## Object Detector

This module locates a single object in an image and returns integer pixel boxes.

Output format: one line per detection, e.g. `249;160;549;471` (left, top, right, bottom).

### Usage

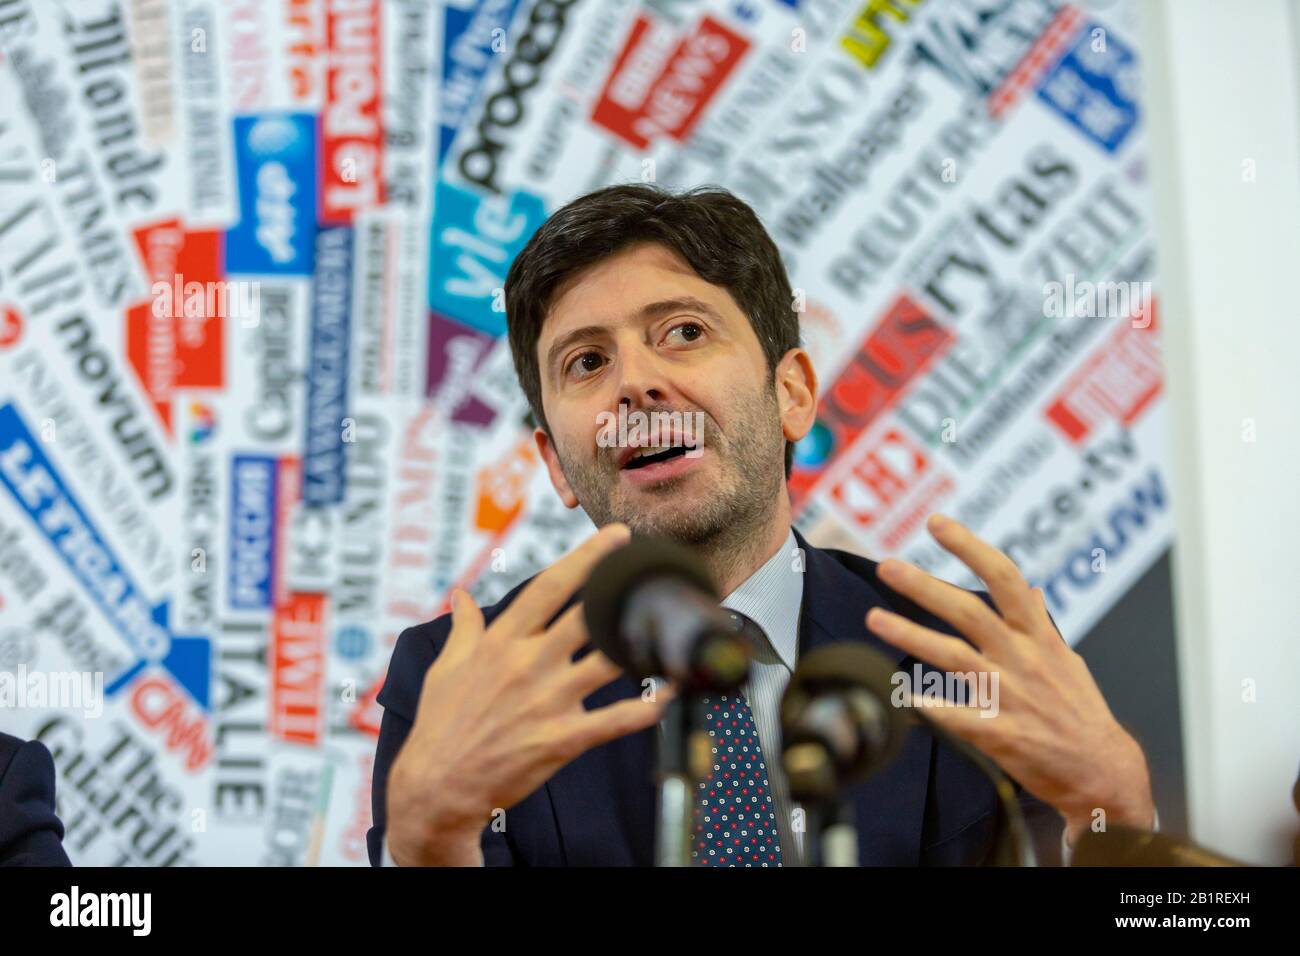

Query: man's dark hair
504;183;801;478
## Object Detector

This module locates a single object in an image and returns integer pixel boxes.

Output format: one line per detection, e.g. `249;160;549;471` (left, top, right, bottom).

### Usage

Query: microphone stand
654;695;710;866
799;797;858;867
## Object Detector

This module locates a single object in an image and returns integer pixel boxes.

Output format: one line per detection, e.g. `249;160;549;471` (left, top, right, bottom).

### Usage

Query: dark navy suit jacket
0;732;72;866
369;529;1066;866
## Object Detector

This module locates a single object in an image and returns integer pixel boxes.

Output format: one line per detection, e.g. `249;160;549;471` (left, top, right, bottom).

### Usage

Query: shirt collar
719;527;801;671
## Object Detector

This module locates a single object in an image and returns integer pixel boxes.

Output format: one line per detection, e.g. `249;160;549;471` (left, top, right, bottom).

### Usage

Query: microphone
1072;826;1247;866
583;534;751;692
582;532;754;866
780;643;908;803
780;643;908;866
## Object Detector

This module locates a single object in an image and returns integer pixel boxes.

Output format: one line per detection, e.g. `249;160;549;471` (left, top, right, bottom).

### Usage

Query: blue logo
429;179;547;337
1037;24;1139;154
226;113;318;275
229;455;278;611
439;0;526;166
303;227;353;506
794;420;834;469
0;403;211;707
334;625;371;661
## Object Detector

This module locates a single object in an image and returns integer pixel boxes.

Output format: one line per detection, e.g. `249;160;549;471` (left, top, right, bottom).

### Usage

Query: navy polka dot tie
692;611;783;867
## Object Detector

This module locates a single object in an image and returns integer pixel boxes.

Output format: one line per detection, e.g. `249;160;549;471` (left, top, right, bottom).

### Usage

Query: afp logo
226;114;319;276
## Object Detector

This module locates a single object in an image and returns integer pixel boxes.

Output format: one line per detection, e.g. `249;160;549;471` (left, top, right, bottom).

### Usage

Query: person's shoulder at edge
0;731;73;866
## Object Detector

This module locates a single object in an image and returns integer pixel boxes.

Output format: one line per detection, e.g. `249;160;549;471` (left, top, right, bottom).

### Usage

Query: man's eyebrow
544;297;724;379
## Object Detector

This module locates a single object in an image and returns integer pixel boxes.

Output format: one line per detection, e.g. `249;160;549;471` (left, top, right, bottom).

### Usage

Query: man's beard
552;382;787;548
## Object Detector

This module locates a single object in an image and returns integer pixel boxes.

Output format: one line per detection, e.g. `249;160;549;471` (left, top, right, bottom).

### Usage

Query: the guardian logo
50;886;151;936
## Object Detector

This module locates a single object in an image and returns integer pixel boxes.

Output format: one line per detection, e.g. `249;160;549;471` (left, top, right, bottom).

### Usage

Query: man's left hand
865;513;1156;845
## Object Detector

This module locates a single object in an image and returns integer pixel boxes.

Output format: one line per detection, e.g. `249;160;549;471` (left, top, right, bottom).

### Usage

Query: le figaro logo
50;886;151;936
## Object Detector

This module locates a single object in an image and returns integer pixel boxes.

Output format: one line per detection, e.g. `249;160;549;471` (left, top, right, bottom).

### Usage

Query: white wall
1140;0;1300;864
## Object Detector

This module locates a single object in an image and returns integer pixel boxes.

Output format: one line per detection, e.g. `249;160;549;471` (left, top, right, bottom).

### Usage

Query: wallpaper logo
0;404;210;708
428;179;546;337
226;113;319;275
188;402;218;445
592;13;750;150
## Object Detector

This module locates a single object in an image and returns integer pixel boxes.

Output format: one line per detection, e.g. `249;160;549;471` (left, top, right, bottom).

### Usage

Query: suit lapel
794;528;933;865
545;669;658;865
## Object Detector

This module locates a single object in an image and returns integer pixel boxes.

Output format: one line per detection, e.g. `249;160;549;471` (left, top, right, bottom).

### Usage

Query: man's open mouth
620;443;695;470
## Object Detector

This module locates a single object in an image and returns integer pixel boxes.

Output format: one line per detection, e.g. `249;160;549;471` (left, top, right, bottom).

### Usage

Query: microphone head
781;643;908;802
583;533;748;688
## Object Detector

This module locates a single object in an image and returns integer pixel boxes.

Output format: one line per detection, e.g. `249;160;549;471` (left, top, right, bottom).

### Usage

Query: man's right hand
385;523;674;866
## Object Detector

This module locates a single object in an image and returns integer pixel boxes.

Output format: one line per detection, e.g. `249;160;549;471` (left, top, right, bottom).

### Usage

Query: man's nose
614;341;674;410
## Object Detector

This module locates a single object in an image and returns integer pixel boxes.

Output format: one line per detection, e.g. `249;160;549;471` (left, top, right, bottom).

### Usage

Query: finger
563;689;676;754
540;602;591;659
442;588;484;663
415;589;482;717
496;523;631;638
1032;587;1064;642
924;514;1041;635
906;693;1003;745
555;648;624;700
866;607;987;673
875;558;1011;655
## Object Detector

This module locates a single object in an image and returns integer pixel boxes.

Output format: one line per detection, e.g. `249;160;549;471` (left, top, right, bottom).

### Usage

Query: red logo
130;674;214;771
1046;300;1161;443
125;221;226;434
593;14;750;149
791;293;953;506
320;0;384;223
0;305;24;349
272;591;327;746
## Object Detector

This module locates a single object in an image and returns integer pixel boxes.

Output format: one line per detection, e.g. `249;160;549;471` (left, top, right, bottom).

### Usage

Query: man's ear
534;427;580;508
775;347;818;444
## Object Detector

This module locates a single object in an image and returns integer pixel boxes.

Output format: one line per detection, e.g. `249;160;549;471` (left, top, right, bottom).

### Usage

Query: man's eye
567;352;605;378
665;322;704;344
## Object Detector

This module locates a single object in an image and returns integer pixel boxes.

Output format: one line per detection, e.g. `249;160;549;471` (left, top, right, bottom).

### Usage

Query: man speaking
369;184;1156;866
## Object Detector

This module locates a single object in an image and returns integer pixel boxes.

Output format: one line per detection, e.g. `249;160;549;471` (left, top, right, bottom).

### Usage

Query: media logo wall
0;0;1170;865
